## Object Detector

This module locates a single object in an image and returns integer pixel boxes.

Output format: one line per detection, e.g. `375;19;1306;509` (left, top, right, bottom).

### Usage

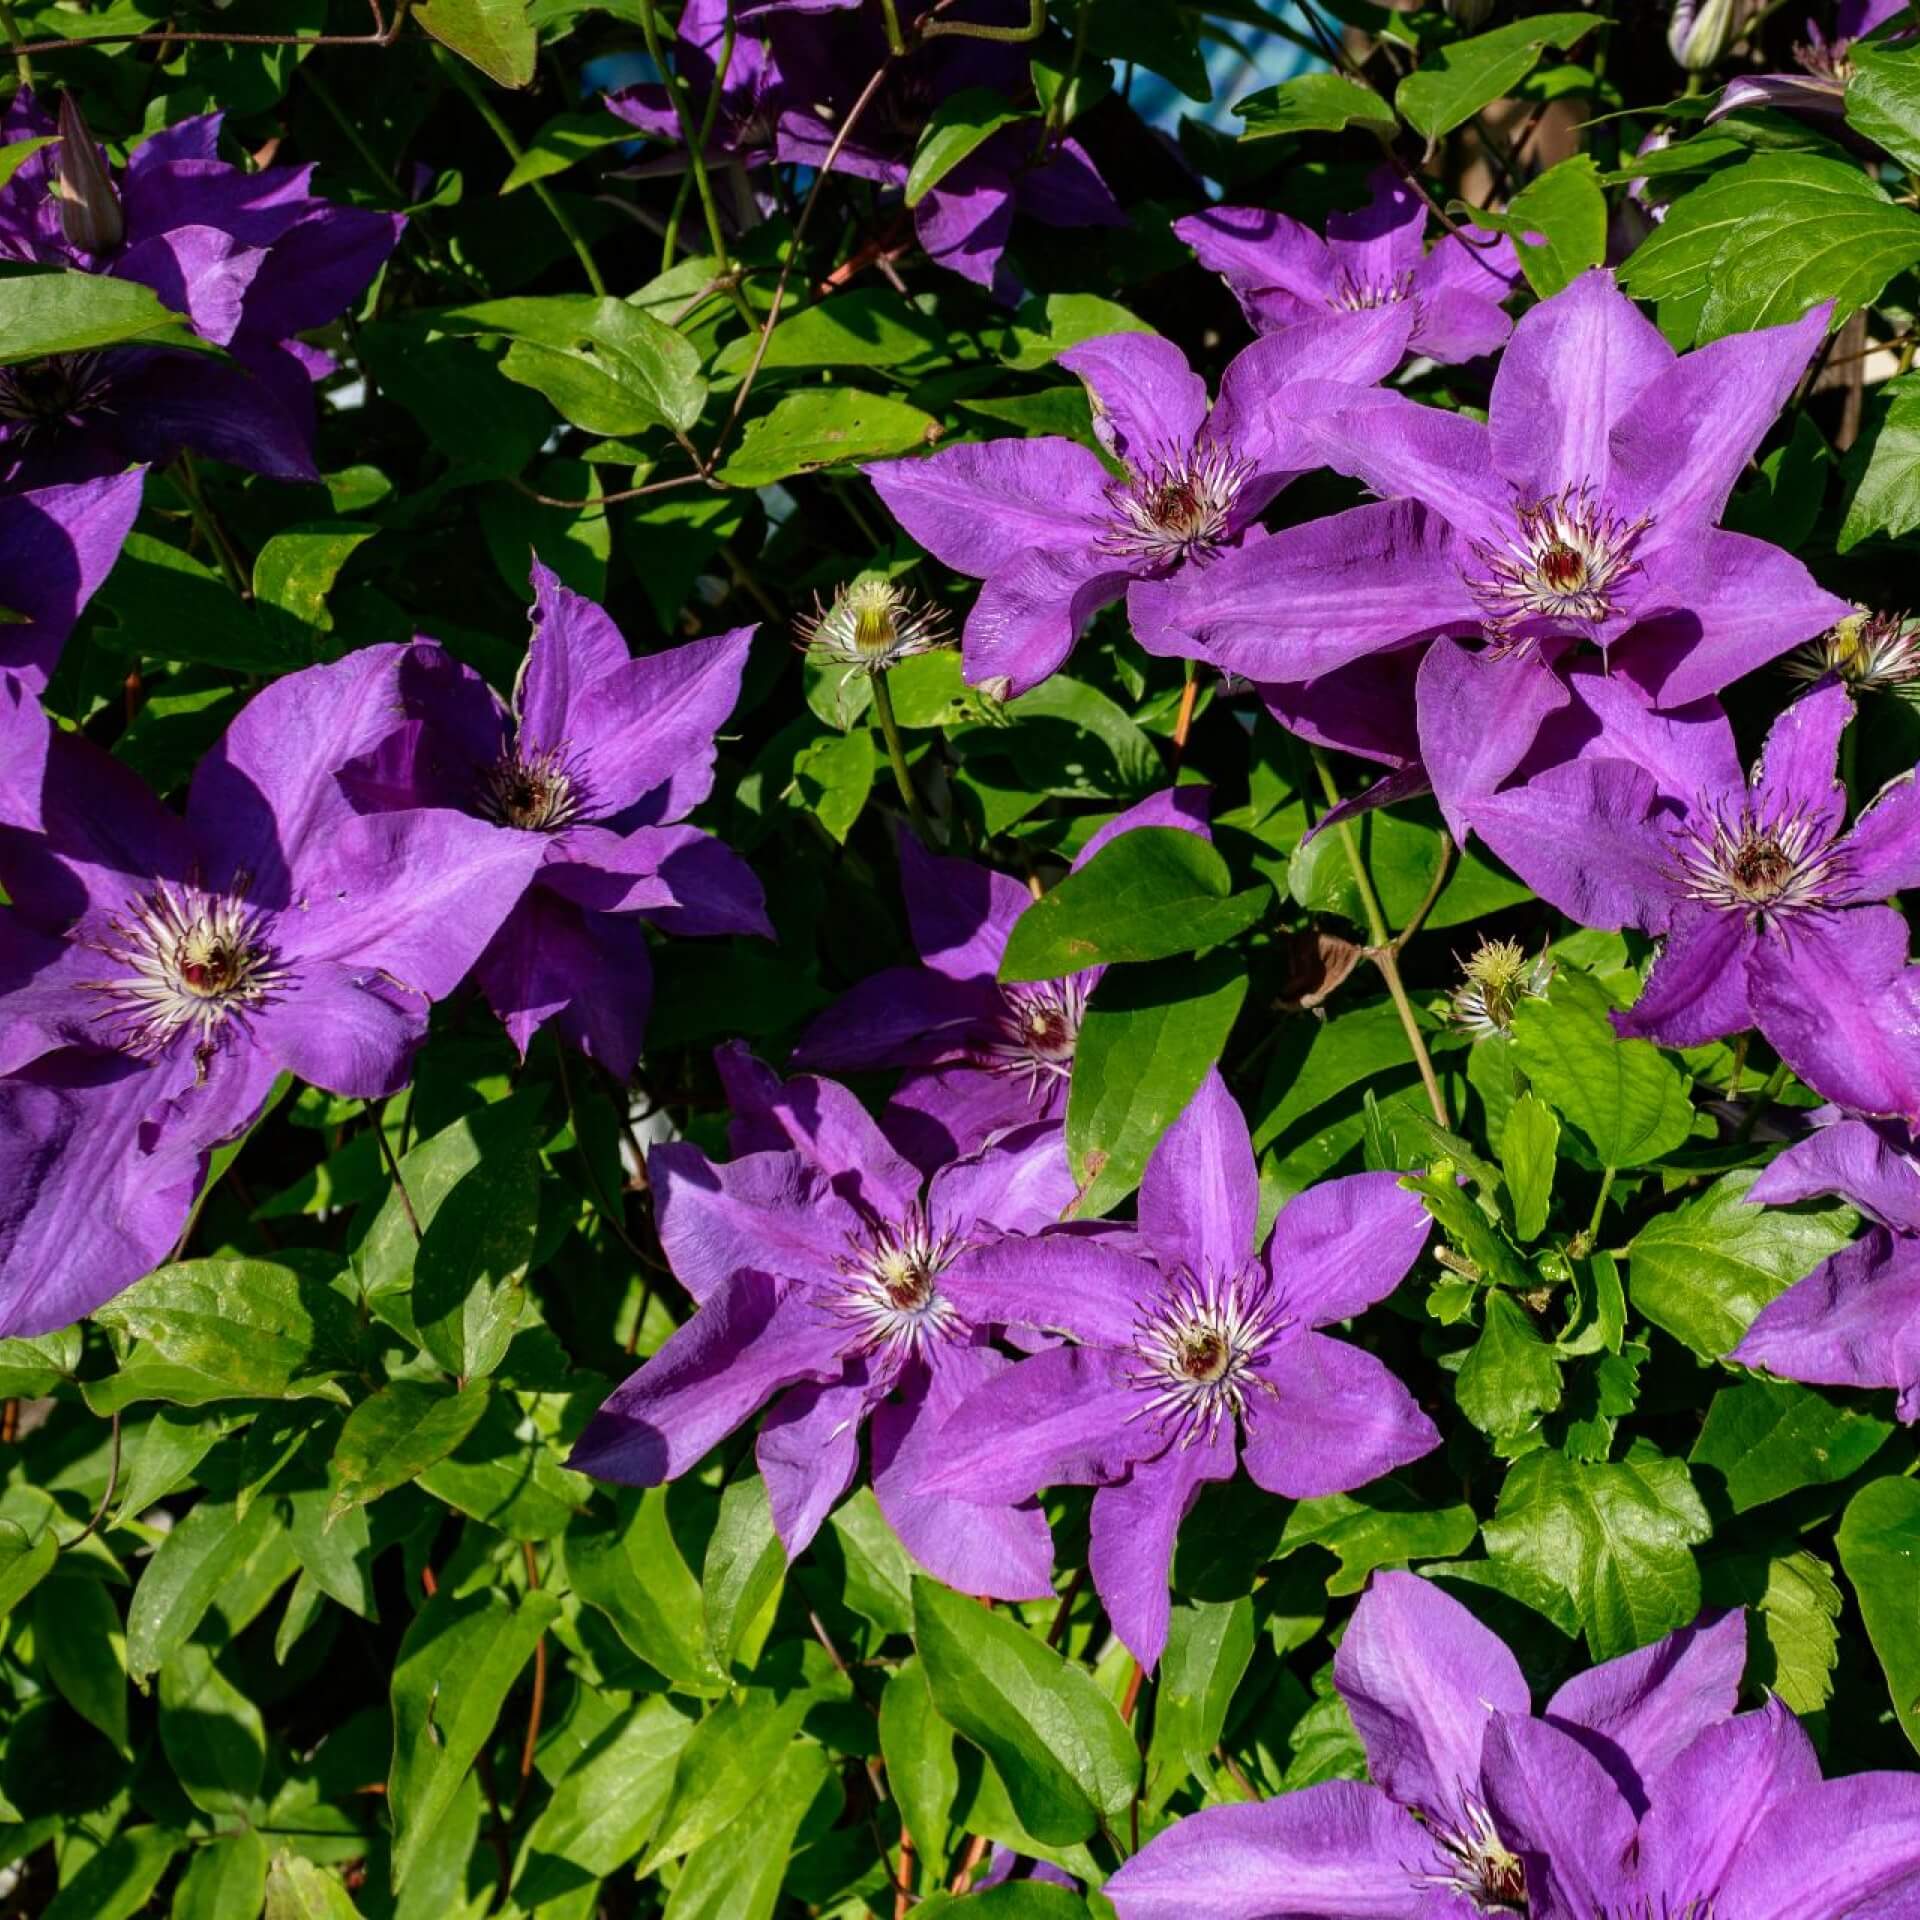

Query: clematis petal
1267;1171;1433;1328
1308;392;1508;532
900;828;1032;981
883;1062;1064;1175
1714;1770;1920;1920
1478;1713;1640;1920
1335;1570;1529;1822
1173;204;1339;317
1834;766;1920;904
1751;680;1853;842
1416;636;1574;842
1074;785;1212;867
914;166;1016;297
1487;268;1674;502
1059;332;1209;467
1410;285;1516;364
1325;169;1428;282
1613;903;1757;1049
942;1233;1153;1347
112;223;265;347
1530;661;1745;806
1748;1116;1920;1232
1138;1069;1258;1279
1242;1332;1439;1498
963;544;1137;696
649;1139;852;1302
926;1123;1074;1241
252;956;428;1101
791;967;999;1074
0;470;145;692
757;1368;877;1559
1258;647;1427;771
1089;1422;1237;1671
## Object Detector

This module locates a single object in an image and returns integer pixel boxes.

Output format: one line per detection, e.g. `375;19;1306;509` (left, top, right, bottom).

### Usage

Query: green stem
638;0;756;326
871;672;936;846
876;0;911;55
920;0;1045;41
0;0;31;87
438;48;607;297
1587;1164;1617;1241
170;456;249;598
1735;1059;1792;1143
1310;747;1449;1128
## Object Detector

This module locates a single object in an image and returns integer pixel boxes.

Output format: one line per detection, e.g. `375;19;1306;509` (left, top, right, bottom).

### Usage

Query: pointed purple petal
1308;393;1507;532
1258;648;1425;771
883;1062;1061;1173
1751;681;1853;841
1532;662;1744;805
112;224;265;347
1335;1570;1529;1822
865;438;1109;577
1410;287;1516;365
253;958;427;1100
913;170;1015;295
1416;637;1573;842
758;1369;876;1558
900;831;1030;980
1268;1171;1433;1328
1835;765;1920;904
517;557;632;740
649;1139;852;1302
791;968;998;1073
1242;1332;1440;1497
1748;1117;1920;1232
1715;1771;1920;1920
1478;1713;1639;1920
927;1125;1074;1239
964;544;1135;697
1059;332;1208;468
1613;904;1757;1048
1073;785;1211;869
941;1233;1151;1347
1173;204;1337;314
1327;169;1428;280
1139;1069;1258;1279
0;470;144;692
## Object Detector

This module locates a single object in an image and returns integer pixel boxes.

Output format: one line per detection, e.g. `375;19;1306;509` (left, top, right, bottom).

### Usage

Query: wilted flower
797;576;949;676
1449;936;1554;1036
1108;1572;1920;1920
1788;606;1920;694
913;1072;1435;1668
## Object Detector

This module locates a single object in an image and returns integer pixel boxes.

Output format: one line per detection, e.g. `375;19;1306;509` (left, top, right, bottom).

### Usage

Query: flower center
1795;27;1853;79
1450;937;1554;1038
478;745;584;832
1330;267;1416;312
1789;607;1920;693
832;1210;968;1364
986;978;1087;1091
797;577;949;672
1466;484;1650;643
1674;802;1842;923
0;352;115;435
1099;442;1253;566
1127;1264;1287;1447
1416;1801;1528;1914
87;882;283;1060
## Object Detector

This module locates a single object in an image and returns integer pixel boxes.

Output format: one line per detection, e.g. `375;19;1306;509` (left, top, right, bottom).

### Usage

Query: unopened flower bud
1668;0;1739;72
1443;0;1498;30
55;93;125;255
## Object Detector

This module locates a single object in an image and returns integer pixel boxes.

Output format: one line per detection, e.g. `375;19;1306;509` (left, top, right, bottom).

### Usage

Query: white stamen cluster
1467;484;1650;641
985;977;1087;1093
0;352;115;435
479;744;586;832
1098;441;1253;566
831;1210;968;1364
1330;267;1417;312
1673;801;1844;923
796;577;950;675
1127;1263;1288;1447
1787;607;1920;696
1413;1799;1527;1913
88;881;283;1059
1450;937;1554;1038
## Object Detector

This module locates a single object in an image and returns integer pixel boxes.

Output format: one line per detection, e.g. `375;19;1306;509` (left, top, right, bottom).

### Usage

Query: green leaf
127;1496;286;1683
661;1740;835;1920
1467;154;1607;297
513;1695;696;1906
0;1519;58;1621
172;1832;269;1920
913;1575;1140;1845
1702;1547;1841;1715
415;1392;589;1540
328;1380;491;1526
1396;13;1598;142
1511;971;1694;1168
719;389;940;487
412;1146;539;1379
252;522;378;643
1143;1597;1254;1813
42;1827;182;1920
0;137;56;190
1629;1168;1857;1358
0;268;216;365
1236;71;1397;138
389;1587;561;1888
1085;0;1212;100
264;1850;363;1918
90;1253;360;1410
34;1578;130;1756
702;1474;786;1673
906;89;1028;206
790;728;875;843
1726;411;1831;550
89;531;291;677
712;290;950;375
639;1686;813;1869
880;1657;959;1877
501;108;636;192
1456;1293;1564;1441
159;1640;266;1816
1691;1377;1893;1511
417;0;537;86
1836;1475;1920;1754
564;1488;726;1692
1066;949;1248;1219
1278;1475;1480;1595
1618;152;1920;344
1499;1093;1559;1243
1000;829;1271;981
0;1326;80;1398
1839;373;1920;552
1846;39;1920;172
826;1487;917;1636
1483;1445;1712;1660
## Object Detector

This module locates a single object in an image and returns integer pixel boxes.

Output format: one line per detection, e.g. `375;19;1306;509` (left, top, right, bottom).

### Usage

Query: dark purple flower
866;318;1412;697
568;1045;1076;1599
1709;0;1906;120
0;93;404;487
0;653;544;1334
766;0;1124;299
1107;1571;1920;1920
338;562;769;1081
913;1072;1436;1668
792;786;1210;1170
1474;676;1920;1119
605;0;782;172
0;469;142;690
1133;270;1850;831
1175;167;1522;366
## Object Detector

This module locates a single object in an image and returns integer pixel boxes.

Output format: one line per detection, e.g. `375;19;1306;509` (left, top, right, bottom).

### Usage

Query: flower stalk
871;670;936;847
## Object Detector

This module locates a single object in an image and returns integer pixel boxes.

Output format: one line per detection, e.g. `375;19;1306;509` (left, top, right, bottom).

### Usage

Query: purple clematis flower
605;0;782;175
0;93;403;488
0;654;545;1335
1473;676;1920;1120
866;317;1413;697
568;1045;1074;1599
913;1071;1436;1668
765;0;1123;298
1710;0;1906;121
0;469;142;689
1108;1570;1920;1920
792;786;1209;1170
338;562;769;1081
1132;270;1851;832
1175;167;1522;366
1733;1107;1920;1420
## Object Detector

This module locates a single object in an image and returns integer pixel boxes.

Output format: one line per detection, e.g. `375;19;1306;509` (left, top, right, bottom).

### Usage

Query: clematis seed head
1450;937;1553;1037
797;576;950;675
1787;607;1920;696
